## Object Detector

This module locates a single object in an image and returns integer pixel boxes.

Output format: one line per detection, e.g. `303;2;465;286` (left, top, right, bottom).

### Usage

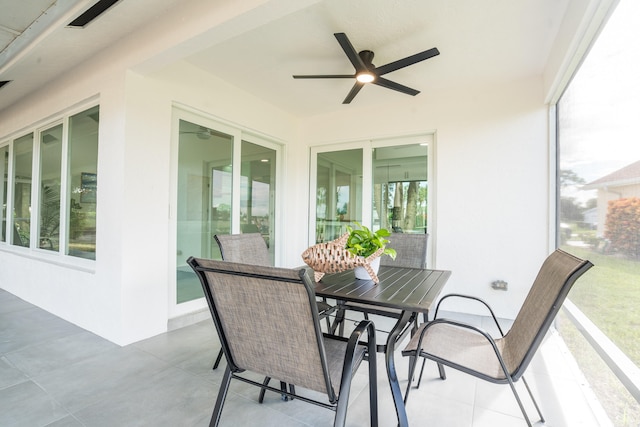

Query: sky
559;0;640;194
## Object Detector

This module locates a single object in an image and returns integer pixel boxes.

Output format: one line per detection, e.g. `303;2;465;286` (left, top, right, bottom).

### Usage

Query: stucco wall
0;0;604;342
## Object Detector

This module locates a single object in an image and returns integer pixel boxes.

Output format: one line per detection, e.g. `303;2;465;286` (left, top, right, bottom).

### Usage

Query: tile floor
0;288;609;427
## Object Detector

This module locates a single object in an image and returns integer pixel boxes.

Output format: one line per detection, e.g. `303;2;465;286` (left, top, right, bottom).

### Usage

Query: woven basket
301;233;384;283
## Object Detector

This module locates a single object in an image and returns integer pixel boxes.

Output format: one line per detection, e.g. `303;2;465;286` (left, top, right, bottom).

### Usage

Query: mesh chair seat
403;322;509;379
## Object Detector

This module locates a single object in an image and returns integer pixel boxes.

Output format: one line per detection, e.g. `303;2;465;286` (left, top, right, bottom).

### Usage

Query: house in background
583;159;640;237
0;0;618;345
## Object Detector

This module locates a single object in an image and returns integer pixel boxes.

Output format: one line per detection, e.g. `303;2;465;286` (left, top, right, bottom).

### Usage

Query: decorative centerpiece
301;222;396;283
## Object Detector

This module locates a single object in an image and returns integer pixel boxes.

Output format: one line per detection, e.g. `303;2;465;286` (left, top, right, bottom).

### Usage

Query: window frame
309;133;436;266
0;102;99;270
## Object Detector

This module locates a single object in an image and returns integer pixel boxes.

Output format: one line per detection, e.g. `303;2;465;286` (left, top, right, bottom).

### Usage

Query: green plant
345;222;397;259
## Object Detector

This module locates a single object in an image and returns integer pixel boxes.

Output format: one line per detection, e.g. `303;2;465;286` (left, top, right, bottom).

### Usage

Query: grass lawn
560;246;640;364
558;245;640;426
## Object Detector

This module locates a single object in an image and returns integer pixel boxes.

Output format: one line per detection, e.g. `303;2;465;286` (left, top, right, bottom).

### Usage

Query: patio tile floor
0;289;608;426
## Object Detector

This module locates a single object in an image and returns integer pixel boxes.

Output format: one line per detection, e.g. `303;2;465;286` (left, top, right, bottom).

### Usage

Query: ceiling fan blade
375;47;440;76
374;77;420;96
293;74;354;79
343;81;365;104
334;33;367;72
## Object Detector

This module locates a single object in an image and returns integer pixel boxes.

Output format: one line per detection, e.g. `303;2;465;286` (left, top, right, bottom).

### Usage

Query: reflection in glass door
241;140;276;262
315;149;363;243
373;144;428;233
176;120;232;304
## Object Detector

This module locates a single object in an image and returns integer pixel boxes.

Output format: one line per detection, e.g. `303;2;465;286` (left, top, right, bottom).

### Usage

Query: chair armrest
406;318;511;380
434;293;505;337
336;319;376;402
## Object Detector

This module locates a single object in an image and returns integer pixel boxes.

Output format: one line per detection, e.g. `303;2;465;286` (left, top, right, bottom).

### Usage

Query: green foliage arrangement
345;222;397;259
605;197;640;259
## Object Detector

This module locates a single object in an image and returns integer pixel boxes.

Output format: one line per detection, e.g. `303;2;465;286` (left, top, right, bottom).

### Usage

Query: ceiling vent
0;81;11;90
67;0;122;28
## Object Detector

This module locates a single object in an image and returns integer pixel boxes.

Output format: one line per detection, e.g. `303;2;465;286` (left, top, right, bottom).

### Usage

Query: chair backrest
214;233;271;266
504;249;593;380
187;257;336;399
380;232;429;269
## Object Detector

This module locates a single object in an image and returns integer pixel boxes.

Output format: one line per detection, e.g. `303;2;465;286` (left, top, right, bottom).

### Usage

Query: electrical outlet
491;280;508;291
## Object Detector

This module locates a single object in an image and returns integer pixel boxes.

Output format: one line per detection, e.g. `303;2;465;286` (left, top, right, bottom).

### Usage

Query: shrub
604;197;640;258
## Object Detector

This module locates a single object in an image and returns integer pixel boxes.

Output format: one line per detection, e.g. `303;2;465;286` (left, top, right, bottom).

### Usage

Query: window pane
373;144;428;233
557;0;640;423
68;106;99;259
13;133;33;247
39;124;63;251
176;120;233;303
241;140;275;262
1;145;8;243
315;149;362;242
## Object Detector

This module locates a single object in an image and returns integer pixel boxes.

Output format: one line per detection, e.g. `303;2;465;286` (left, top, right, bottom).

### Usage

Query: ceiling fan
180;126;213;140
293;33;439;104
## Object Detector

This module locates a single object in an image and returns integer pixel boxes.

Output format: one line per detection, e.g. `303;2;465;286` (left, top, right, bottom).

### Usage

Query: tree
404;181;418;230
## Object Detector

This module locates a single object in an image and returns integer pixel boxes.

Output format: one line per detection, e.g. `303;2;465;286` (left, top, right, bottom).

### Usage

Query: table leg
386;310;413;427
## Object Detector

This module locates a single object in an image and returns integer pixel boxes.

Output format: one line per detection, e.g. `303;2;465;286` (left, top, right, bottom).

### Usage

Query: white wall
0;0;606;341
297;77;550;319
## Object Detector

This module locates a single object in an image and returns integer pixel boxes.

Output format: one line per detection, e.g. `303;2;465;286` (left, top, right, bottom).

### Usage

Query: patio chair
213;234;335;364
401;249;593;427
187;257;378;427
331;233;429;336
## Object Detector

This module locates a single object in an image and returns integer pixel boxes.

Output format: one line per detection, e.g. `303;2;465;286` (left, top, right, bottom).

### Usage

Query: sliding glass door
173;112;279;310
310;135;433;255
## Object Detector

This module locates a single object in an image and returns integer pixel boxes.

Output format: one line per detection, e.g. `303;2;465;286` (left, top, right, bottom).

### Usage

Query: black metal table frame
313;266;451;427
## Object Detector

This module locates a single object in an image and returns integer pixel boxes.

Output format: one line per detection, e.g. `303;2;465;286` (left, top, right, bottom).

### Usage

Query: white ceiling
0;0;570;118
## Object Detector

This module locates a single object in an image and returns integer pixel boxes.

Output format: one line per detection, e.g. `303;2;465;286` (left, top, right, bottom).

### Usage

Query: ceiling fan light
356;72;375;83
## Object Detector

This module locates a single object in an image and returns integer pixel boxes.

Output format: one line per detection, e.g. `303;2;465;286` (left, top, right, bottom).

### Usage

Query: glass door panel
315;149;363;243
373;144;428;233
176;120;233;304
240;140;276;263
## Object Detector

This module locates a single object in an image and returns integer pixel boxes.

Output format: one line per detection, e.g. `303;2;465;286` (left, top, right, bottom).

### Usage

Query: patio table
314;265;451;427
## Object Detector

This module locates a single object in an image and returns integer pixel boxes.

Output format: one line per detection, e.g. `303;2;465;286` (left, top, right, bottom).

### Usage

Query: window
311;136;433;257
1;145;8;242
67;106;99;259
1;105;99;260
12;133;33;247
556;0;640;423
38;124;63;251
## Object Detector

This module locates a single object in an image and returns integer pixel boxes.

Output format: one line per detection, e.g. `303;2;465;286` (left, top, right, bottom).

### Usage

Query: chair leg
368;346;378;427
437;362;446;380
212;348;224;370
403;352;421;405
522;376;545;423
280;381;289;401
331;305;346;336
505;375;534;427
258;377;270;403
288;384;295;401
210;365;232;427
325;314;332;331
